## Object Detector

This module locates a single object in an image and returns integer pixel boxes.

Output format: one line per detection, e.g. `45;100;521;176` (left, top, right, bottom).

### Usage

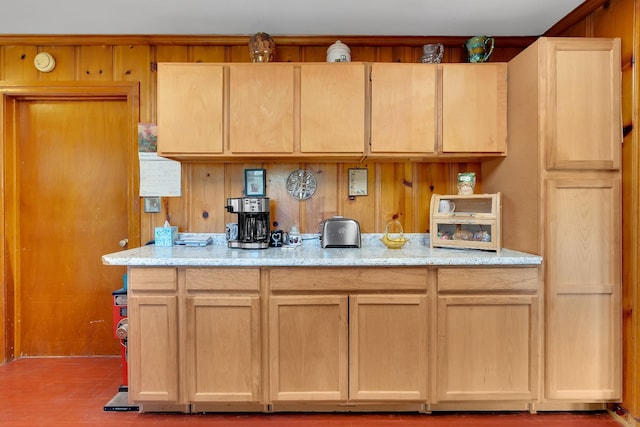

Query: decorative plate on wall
286;169;317;200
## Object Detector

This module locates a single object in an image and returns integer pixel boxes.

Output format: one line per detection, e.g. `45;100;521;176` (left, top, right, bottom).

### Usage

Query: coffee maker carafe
225;197;270;249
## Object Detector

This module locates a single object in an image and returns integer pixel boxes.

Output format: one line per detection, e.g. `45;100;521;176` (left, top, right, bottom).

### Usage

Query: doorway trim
0;81;141;363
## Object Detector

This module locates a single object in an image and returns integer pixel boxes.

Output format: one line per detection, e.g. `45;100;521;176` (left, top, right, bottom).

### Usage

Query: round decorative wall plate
286;169;317;200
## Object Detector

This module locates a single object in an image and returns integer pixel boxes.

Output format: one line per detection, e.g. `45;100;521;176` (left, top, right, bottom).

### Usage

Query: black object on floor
103;391;139;412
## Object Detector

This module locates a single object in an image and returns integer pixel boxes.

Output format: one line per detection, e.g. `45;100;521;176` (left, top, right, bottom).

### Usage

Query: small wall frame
348;168;368;197
245;169;266;197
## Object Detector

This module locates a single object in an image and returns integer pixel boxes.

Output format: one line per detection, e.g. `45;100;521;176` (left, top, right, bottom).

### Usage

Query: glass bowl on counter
380;219;409;249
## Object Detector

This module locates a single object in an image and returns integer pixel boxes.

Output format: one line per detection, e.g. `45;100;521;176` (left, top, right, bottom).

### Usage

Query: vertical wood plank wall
546;0;639;423
0;36;529;243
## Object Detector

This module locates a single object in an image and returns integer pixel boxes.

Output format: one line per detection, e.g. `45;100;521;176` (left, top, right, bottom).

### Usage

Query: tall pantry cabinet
482;37;622;406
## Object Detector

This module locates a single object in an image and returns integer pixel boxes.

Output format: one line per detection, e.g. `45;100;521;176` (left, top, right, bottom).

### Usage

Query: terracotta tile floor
0;357;628;427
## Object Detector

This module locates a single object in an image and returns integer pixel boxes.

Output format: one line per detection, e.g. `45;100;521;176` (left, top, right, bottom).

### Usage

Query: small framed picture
348;168;368;197
245;169;266;197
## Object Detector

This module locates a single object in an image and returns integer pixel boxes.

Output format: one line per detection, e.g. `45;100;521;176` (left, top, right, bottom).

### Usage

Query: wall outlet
143;197;161;213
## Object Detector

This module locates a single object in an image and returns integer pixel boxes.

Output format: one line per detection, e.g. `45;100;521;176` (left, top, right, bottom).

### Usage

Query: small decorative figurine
248;32;276;63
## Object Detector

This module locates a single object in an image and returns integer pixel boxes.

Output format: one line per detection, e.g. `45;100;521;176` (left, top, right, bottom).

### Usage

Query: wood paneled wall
0;35;529;241
546;0;639;423
2;4;633;412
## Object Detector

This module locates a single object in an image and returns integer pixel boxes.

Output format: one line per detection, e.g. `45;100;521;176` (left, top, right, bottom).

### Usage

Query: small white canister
327;40;351;62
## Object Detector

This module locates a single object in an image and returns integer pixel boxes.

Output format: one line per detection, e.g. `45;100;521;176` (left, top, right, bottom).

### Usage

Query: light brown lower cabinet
186;294;261;403
127;267;186;412
544;178;621;402
127;267;263;413
126;265;553;413
349;294;428;401
184;268;263;408
436;295;538;401
268;267;429;407
482;38;622;406
128;294;180;402
269;293;428;403
269;295;349;402
435;267;539;405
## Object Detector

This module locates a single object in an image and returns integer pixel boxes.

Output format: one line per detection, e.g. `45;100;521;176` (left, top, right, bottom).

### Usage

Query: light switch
143;197;161;213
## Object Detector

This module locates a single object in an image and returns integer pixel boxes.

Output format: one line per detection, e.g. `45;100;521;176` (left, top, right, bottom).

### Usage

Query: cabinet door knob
119;238;129;248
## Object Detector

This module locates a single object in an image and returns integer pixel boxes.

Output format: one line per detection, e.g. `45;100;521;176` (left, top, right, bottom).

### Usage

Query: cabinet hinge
150;61;157;72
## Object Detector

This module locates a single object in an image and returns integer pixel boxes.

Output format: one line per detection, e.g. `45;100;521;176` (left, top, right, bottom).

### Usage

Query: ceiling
2;0;585;37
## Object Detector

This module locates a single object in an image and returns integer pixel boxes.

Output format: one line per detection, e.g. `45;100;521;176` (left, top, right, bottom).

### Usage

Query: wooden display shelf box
430;193;501;252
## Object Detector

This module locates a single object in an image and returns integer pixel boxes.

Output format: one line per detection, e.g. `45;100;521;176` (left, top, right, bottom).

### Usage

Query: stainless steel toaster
320;217;361;248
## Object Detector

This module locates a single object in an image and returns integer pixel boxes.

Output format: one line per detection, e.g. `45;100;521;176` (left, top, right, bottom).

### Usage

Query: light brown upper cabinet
157;63;224;156
369;63;437;157
440;63;507;154
300;63;367;155
542;38;621;170
157;62;366;159
156;62;507;159
228;64;295;154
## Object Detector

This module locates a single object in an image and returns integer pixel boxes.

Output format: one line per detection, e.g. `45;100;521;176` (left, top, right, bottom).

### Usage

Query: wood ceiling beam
0;34;537;48
544;0;610;36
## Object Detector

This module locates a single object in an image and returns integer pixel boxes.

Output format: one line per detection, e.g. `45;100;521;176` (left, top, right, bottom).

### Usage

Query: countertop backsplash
176;232;430;248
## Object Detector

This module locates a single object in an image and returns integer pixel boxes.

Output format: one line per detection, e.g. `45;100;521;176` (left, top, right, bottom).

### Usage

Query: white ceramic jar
326;40;351;62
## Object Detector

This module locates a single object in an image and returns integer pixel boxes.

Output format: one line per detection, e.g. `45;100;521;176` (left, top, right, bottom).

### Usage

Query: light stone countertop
102;233;542;267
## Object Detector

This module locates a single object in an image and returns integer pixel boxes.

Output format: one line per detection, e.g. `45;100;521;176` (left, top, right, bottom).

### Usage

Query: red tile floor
0;357;629;427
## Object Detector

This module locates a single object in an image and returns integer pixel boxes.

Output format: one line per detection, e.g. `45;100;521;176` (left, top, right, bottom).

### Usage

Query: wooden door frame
0;82;141;363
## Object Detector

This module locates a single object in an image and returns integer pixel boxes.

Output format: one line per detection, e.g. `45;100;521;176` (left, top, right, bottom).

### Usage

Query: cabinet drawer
270;267;428;292
437;267;538;293
128;267;177;291
186;268;260;291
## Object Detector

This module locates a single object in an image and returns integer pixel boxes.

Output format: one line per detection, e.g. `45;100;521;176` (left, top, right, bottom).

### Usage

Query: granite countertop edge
102;233;542;267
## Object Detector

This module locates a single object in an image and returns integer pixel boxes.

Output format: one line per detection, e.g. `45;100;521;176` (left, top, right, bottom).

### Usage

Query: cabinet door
545;177;621;400
441;63;507;154
543;38;621;170
370;63;437;155
269;295;348;401
349;295;427;401
157;63;224;154
186;295;261;403
229;64;295;153
436;294;538;402
128;295;179;402
300;63;366;154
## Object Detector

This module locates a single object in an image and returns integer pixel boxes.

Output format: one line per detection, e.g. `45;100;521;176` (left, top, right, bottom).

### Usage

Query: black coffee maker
225;197;270;249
